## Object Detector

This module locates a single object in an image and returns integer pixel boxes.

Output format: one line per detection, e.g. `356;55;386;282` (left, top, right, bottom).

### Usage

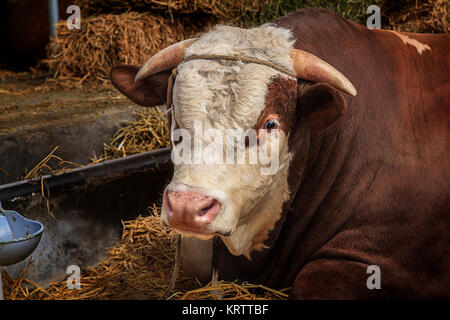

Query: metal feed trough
0;147;172;293
0;202;44;299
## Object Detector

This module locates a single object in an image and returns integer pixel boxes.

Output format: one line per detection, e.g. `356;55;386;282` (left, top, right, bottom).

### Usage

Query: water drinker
0;201;44;299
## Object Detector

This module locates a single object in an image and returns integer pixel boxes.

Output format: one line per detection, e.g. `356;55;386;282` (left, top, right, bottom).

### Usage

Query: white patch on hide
387;30;431;55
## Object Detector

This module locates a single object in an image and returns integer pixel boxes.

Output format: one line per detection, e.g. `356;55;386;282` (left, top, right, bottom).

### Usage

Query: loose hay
92;107;170;162
74;0;262;21
23;146;83;180
22;107;169;175
0;69;29;81
43;12;213;84
2;207;289;300
385;0;449;33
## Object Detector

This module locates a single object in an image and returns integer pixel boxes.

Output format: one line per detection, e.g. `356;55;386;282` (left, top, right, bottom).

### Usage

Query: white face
160;59;294;257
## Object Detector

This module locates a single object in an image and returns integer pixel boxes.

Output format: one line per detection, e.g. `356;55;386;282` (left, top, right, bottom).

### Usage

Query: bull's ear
298;83;347;133
110;65;171;107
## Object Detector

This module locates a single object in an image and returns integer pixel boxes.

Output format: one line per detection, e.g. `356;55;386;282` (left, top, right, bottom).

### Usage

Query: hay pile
44;12;211;84
42;0;266;85
2;206;289;300
74;0;262;20
92;107;170;163
385;0;449;33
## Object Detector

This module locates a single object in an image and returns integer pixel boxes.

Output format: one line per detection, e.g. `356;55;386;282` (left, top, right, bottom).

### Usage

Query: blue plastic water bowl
0;202;44;266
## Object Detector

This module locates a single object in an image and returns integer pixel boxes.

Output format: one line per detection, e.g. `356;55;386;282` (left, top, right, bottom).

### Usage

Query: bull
111;8;450;299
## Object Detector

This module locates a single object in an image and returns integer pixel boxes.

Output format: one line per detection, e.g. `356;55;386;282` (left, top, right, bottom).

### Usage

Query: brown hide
213;8;450;299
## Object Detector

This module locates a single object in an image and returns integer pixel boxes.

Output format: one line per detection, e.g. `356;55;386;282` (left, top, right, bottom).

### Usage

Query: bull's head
110;25;356;258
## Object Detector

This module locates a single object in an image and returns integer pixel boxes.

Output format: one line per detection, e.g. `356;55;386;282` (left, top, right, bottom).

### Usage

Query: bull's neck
266;91;387;287
213;112;377;286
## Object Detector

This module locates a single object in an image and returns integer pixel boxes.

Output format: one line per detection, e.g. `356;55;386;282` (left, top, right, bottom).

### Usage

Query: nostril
197;199;219;217
198;199;216;216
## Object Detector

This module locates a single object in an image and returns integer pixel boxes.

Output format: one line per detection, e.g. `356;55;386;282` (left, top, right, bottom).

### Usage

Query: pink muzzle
163;190;221;234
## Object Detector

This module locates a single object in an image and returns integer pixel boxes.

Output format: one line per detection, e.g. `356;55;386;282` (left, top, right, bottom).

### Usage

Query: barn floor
0;71;142;184
0;71;129;135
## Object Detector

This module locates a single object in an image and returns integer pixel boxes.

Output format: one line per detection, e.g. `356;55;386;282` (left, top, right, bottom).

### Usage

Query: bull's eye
263;119;280;132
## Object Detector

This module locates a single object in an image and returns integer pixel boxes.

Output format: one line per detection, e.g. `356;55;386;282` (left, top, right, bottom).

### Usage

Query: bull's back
277;8;449;176
276;9;450;297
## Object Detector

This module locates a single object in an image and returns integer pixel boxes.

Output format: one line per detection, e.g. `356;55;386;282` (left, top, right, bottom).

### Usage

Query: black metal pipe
0;148;172;201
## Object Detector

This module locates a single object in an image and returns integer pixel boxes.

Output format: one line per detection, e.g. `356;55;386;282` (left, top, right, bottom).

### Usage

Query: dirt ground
0;71;129;135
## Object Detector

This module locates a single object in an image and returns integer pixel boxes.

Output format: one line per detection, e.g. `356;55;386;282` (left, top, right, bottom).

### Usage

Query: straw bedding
1;206;289;300
43;12;213;84
386;0;449;33
92;107;170;163
74;0;262;20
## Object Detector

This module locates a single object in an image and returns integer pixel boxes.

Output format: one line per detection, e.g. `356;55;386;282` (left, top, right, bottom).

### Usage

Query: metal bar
0;148;172;201
47;0;59;39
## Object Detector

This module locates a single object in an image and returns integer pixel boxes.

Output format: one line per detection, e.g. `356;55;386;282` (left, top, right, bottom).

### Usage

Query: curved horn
135;38;197;82
290;49;357;96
